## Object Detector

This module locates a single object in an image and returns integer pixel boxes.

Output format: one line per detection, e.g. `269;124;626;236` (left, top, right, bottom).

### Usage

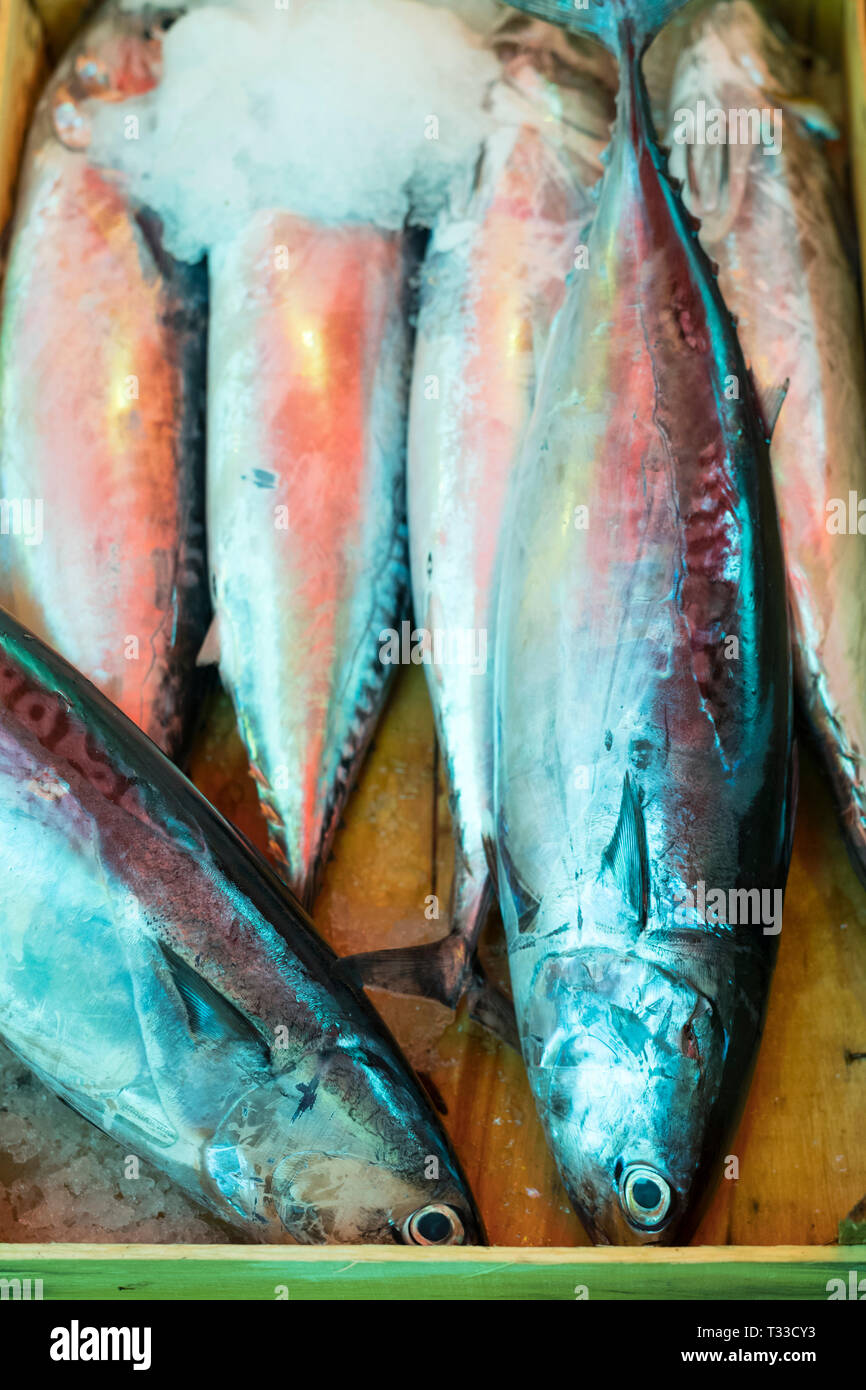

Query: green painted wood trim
1;1247;864;1301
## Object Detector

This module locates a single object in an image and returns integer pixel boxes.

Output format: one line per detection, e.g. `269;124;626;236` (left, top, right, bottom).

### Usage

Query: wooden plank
0;0;44;238
30;0;83;58
846;0;866;286
1;1244;864;1300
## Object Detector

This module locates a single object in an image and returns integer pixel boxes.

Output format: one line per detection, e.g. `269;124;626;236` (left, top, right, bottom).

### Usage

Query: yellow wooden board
0;0;865;1253
0;0;44;236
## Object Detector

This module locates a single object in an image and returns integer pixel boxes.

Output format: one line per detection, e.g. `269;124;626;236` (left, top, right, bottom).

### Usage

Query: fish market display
494;0;795;1243
2;0;865;1257
0;6;208;759
656;0;866;889
348;19;615;1028
0;607;482;1244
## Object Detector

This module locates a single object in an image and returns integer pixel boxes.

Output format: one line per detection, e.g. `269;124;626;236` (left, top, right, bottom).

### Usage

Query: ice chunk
88;0;511;262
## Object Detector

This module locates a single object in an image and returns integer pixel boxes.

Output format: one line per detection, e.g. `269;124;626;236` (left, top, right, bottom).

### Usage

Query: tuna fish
205;214;411;906
0;4;209;759
345;22;615;1037
655;0;866;888
0;606;482;1245
494;0;795;1243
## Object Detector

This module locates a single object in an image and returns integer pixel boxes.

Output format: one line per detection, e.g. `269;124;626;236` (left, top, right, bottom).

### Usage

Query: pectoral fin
196;615;221;667
600;771;650;929
161;943;269;1059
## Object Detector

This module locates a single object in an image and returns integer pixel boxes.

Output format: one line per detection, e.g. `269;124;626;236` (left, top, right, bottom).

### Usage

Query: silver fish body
660;0;866;885
0;4;208;758
0;607;482;1245
207;214;411;905
494;0;794;1244
351;38;614;1022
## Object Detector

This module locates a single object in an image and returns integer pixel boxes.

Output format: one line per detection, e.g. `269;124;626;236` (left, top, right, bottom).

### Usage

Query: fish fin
339;933;471;1011
195;615;221;667
496;825;541;935
502;0;692;51
466;966;520;1052
161;944;268;1056
339;937;518;1051
481;830;498;884
600;771;650;928
752;376;790;445
784;732;799;872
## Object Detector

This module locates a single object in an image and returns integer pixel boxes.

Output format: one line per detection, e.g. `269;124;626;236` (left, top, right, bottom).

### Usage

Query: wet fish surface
206;214;412;906
656;0;866;887
0;608;482;1245
0;2;209;758
345;21;615;1034
494;0;795;1244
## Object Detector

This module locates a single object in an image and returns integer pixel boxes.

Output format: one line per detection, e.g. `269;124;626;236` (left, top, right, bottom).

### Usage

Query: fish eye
620;1164;673;1230
401;1204;465;1246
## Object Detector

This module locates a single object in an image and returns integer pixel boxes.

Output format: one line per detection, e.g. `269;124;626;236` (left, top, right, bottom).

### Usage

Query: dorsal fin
753;376;790;445
600;771;650;928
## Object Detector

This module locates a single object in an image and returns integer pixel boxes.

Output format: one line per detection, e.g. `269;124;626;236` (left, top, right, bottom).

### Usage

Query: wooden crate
0;0;865;1298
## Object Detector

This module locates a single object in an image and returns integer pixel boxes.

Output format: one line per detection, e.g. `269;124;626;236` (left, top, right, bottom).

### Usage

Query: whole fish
0;607;482;1245
0;3;209;759
347;25;615;1035
494;0;795;1244
205;214;411;906
656;0;866;888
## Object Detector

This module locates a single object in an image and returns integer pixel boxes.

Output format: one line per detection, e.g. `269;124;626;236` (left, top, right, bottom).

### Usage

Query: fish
344;22;616;1038
493;0;795;1244
204;213;412;907
654;0;866;889
0;3;209;759
0;606;482;1245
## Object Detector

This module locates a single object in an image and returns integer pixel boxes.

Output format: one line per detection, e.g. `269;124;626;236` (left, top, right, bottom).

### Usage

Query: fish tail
336;865;518;1047
503;0;692;52
340;863;491;1009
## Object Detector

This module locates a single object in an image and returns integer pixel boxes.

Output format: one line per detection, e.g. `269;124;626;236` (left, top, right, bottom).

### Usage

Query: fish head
204;1044;484;1245
522;945;728;1244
